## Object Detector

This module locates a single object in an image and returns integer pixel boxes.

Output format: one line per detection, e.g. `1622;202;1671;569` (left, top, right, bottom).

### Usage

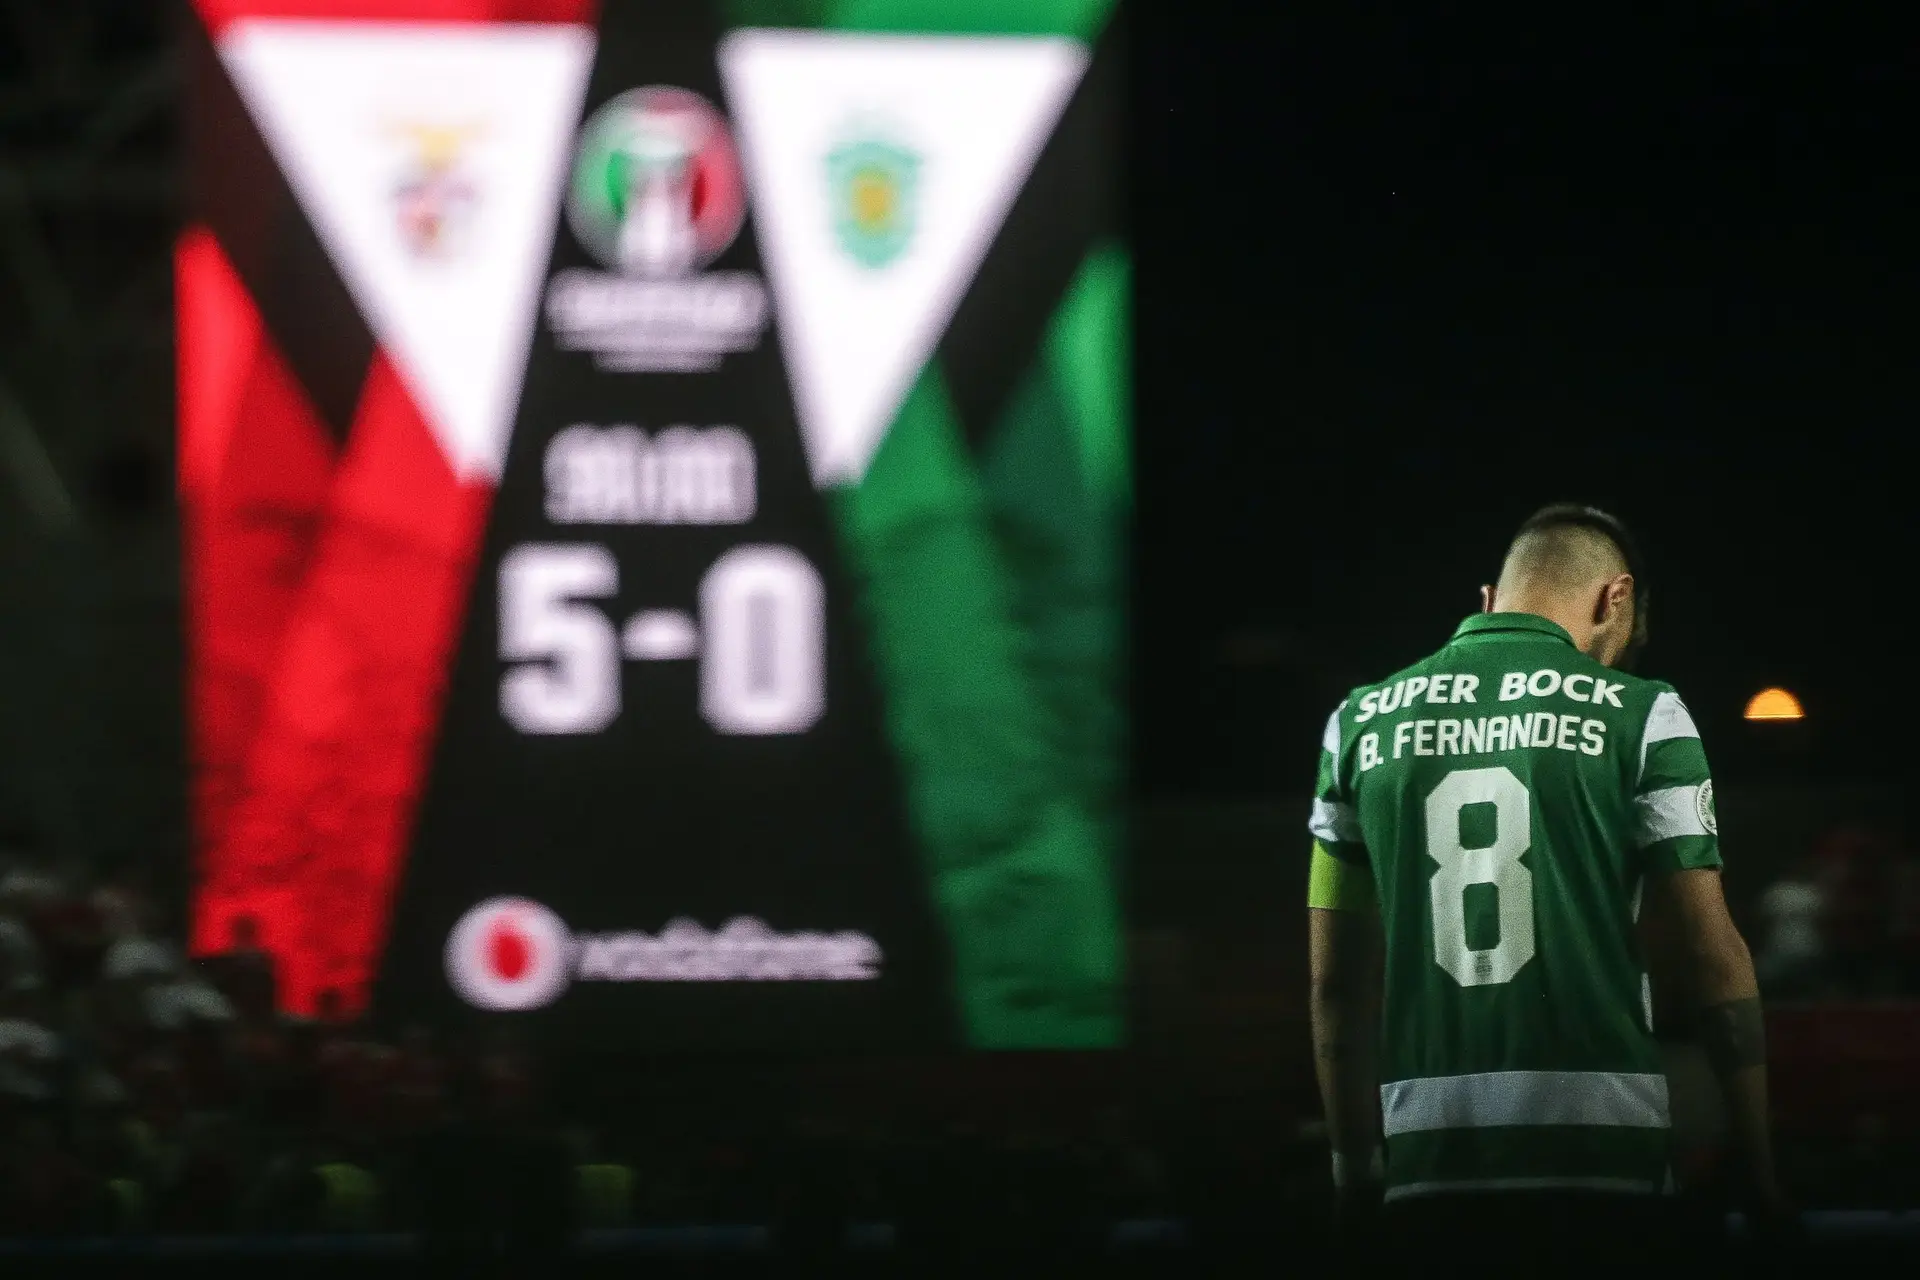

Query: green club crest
827;136;920;269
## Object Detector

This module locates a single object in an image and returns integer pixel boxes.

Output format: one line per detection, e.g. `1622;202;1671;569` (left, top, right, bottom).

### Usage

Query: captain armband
1308;840;1374;912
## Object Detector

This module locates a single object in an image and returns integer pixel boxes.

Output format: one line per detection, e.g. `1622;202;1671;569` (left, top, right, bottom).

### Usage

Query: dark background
4;2;1914;855
0;0;1916;1255
1135;6;1917;802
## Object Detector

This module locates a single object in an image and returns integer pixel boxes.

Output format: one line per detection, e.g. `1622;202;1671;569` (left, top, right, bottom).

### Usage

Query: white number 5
499;544;620;735
1425;766;1535;987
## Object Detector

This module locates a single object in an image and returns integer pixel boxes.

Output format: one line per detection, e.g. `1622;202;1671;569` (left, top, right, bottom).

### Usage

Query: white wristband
1331;1148;1384;1188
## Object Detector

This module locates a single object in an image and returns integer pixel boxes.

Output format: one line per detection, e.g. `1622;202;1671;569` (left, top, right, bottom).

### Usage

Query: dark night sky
1135;7;1918;797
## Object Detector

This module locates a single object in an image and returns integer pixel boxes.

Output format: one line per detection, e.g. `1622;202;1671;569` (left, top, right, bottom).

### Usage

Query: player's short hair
1506;503;1651;654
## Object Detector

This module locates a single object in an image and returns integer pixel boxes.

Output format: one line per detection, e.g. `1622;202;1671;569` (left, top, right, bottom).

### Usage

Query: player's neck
1488;595;1596;655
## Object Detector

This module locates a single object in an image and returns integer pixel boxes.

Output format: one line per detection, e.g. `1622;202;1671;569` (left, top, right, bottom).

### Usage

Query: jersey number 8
1425;766;1535;987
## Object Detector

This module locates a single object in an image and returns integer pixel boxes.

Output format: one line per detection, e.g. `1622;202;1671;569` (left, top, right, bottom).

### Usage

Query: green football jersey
1308;612;1722;1201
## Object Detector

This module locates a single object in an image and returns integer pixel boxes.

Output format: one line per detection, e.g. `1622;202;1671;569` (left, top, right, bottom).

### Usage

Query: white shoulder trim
1633;783;1714;847
1322;701;1346;756
1637;690;1700;785
1309;798;1363;845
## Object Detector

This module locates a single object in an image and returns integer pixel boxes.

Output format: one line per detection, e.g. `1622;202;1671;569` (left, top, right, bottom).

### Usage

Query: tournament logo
547;87;768;372
1696;779;1717;836
826;132;919;269
566;87;746;276
445;898;574;1010
388;121;484;261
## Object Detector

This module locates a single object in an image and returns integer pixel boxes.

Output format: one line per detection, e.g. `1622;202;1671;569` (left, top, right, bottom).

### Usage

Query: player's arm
1633;691;1786;1216
1308;845;1382;1187
1643;868;1784;1210
1305;703;1383;1193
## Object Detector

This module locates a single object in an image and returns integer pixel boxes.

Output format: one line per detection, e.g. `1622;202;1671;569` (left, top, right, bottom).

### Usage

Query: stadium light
1743;688;1804;722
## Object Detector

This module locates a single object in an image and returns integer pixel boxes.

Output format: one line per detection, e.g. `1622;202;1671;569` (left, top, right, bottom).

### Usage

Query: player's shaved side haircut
1498;505;1633;596
1499;503;1651;663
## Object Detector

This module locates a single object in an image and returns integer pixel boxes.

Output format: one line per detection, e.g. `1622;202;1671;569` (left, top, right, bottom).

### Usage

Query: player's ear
1480;584;1495;614
1594;574;1632;625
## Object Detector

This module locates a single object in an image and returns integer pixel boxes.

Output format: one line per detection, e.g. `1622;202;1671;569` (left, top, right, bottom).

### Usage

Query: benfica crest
390;121;484;259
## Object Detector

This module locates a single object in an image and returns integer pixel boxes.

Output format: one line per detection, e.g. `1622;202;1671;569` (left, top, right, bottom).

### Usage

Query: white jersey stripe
1634;784;1712;847
1637;690;1701;785
1385;1176;1661;1203
1308;797;1362;845
1380;1070;1670;1137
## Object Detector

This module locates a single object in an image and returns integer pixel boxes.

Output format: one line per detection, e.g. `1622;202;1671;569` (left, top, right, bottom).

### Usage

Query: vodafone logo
446;900;884;1008
445;898;574;1010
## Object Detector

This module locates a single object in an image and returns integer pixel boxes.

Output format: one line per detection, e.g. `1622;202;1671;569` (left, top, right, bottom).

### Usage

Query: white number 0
699;545;825;736
1425;766;1535;987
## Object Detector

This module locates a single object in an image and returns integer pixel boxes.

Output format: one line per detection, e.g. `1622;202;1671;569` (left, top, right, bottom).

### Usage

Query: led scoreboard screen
177;0;1127;1051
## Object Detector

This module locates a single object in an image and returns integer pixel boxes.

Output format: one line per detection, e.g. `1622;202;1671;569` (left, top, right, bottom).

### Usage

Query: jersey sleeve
1631;688;1722;875
1307;701;1367;866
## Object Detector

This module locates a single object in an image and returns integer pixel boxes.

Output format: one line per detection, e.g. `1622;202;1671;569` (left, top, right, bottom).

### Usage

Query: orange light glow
1743;688;1804;722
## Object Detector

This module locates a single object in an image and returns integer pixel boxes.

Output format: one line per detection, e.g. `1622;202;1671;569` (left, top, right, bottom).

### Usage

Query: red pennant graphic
177;226;343;907
190;350;492;1015
192;0;597;37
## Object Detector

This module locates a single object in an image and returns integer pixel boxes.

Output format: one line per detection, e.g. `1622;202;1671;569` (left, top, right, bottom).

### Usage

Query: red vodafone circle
445;899;572;1010
487;920;532;981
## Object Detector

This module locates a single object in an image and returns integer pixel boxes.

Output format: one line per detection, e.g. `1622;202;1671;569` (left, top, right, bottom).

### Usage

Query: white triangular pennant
719;31;1087;487
220;20;596;480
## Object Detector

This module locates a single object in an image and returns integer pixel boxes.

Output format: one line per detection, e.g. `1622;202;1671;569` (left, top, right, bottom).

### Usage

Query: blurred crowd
1752;825;1920;1001
0;843;1182;1248
0;846;488;1237
6;825;1920;1249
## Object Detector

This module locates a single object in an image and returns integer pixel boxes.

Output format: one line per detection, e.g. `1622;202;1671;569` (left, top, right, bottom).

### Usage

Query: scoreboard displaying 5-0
177;0;1127;1052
